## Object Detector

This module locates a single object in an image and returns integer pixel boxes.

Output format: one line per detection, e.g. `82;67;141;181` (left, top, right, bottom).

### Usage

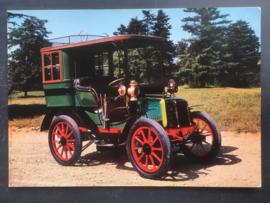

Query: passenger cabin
40;35;165;108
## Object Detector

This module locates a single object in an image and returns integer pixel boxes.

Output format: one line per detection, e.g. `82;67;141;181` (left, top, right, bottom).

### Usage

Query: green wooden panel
61;51;71;80
43;81;73;89
75;90;98;107
85;110;102;125
45;95;75;107
137;98;162;122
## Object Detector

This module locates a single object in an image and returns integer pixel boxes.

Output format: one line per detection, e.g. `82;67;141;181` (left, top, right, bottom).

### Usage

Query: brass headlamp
118;84;126;96
167;79;178;95
128;80;140;101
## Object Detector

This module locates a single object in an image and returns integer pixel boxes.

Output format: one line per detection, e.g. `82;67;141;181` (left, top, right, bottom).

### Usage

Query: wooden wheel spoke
67;143;75;150
148;129;152;143
189;143;195;151
152;152;162;163
53;132;61;139
145;155;148;168
149;155;156;169
56;144;62;151
66;145;73;157
65;147;68;159
140;130;147;143
61;123;64;134
202;124;207;130
196;144;200;155
66;131;73;139
152;147;163;151
202;140;213;146
56;126;63;136
133;147;142;150
200;129;212;134
67;139;75;143
200;143;207;154
60;146;64;156
135;136;144;145
138;152;145;161
150;137;158;146
65;125;69;136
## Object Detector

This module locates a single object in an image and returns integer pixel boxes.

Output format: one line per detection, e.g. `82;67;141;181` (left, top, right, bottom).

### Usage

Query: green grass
9;91;46;128
8;88;261;133
9;91;46;105
176;86;260;133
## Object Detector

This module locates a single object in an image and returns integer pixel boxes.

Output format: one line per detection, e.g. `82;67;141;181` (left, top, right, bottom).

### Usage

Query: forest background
7;8;261;133
7;8;261;96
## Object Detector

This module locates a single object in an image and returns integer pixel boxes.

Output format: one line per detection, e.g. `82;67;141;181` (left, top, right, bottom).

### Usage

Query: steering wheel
108;78;125;87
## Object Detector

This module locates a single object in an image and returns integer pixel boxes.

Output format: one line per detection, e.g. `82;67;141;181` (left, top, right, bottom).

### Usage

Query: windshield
113;44;162;85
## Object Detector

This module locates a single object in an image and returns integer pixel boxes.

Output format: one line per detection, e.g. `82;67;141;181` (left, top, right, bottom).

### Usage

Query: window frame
42;50;62;83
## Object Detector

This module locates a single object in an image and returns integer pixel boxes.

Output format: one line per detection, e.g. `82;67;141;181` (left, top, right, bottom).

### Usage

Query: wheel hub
143;143;152;155
188;131;206;144
60;137;67;146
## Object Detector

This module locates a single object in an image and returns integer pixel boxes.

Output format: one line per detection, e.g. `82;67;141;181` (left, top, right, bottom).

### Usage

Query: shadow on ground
77;145;241;182
9;104;47;119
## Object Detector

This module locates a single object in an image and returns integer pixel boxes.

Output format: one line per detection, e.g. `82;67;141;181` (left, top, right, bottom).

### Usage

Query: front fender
40;109;57;131
40;107;98;134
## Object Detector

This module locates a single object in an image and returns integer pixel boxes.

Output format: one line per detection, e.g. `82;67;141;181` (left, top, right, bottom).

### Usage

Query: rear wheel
126;119;172;179
48;115;82;166
182;112;221;163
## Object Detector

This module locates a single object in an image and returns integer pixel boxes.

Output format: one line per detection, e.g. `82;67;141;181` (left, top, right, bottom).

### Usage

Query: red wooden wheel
48;116;82;166
182;112;221;163
131;126;164;173
51;122;76;161
127;119;171;179
185;118;214;157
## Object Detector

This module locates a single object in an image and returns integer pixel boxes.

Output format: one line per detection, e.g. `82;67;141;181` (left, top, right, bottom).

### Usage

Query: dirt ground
8;127;261;187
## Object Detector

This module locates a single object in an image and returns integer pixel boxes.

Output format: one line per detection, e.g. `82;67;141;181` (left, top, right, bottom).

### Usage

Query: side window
94;52;109;76
43;51;61;83
113;50;125;78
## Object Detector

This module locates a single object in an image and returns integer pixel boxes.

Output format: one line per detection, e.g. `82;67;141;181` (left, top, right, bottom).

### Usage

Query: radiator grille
165;99;191;128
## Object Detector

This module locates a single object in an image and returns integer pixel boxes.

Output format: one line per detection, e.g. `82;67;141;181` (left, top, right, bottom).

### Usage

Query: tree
142;10;155;35
179;8;231;87
226;20;260;87
113;24;128;35
152;10;176;69
113;16;147;35
113;10;176;83
8;12;51;96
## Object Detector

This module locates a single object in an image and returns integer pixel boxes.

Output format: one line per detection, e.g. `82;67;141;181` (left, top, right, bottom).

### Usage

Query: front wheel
182;112;221;163
48;115;82;166
126;119;172;179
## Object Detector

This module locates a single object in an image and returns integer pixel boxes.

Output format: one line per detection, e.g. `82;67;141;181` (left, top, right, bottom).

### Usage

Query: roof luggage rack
48;35;106;47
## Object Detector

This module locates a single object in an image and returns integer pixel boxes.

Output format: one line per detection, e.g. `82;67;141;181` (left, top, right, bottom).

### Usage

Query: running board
96;142;126;152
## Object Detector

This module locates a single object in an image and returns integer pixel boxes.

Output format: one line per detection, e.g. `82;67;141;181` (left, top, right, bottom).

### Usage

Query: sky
8;7;261;45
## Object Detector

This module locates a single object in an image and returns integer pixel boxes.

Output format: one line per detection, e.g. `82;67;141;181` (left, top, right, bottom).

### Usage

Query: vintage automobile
40;34;221;179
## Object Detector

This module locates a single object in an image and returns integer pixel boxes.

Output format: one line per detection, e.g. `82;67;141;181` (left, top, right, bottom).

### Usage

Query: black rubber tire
48;115;82;166
182;111;221;164
126;118;172;179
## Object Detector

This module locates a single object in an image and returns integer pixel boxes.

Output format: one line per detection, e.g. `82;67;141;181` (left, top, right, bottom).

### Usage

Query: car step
96;143;126;152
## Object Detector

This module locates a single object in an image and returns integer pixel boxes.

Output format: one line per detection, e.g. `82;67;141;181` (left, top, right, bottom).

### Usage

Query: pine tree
142;10;155;35
8;12;51;96
179;8;231;87
227;20;260;87
152;10;176;65
113;10;176;84
113;16;147;35
113;24;128;35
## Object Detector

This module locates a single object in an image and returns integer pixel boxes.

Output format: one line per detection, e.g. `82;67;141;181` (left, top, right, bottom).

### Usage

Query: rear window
42;51;62;83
